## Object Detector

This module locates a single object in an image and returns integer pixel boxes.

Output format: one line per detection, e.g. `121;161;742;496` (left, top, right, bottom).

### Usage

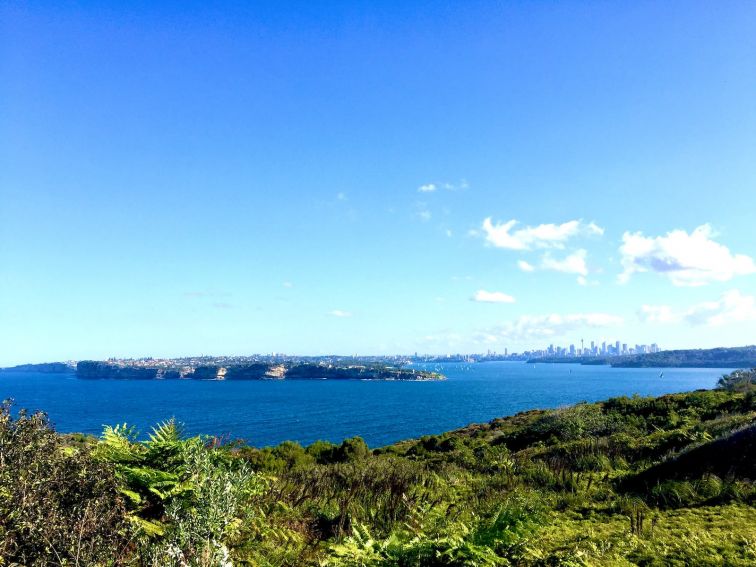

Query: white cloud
586;222;605;236
419;331;464;348
518;260;535;272
619;224;755;286
472;290;516;304
336;192;347;201
519;250;593;284
282;281;294;288
541;249;588;276
639;290;756;327
418;210;432;222
638;304;678;324
481;218;604;251
419;180;468;193
480;312;623;343
329;309;352;318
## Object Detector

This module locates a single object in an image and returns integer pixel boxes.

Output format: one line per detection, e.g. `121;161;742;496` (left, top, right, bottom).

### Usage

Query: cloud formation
541;249;588;276
639;290;756;327
329;309;352;318
418;180;469;193
481;218;603;251
518;250;591;284
619;224;755;286
443;180;469;191
472;290;516;304
517;260;535;272
478;312;623;343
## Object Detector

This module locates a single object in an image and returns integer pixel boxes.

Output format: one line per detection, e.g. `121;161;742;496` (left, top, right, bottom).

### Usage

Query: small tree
717;368;756;392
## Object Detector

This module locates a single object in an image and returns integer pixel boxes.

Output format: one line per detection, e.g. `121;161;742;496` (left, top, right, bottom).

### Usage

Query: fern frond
147;418;184;446
95;423;144;464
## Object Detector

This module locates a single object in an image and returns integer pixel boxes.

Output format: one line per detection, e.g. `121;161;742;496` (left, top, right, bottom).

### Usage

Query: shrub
94;419;263;566
0;401;130;566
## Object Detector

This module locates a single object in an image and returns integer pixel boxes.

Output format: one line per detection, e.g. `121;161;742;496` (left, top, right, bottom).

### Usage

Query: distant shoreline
527;345;755;369
1;360;444;382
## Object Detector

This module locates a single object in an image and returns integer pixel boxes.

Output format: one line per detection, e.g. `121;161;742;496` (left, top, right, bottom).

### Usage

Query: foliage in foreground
1;369;755;566
0;402;130;565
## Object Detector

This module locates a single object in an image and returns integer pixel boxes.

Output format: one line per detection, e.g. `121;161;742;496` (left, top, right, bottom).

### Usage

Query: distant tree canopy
718;368;756;392
531;345;756;368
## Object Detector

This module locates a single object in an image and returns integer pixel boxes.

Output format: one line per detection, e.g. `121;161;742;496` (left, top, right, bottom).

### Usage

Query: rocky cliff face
225;364;271;380
75;361;444;381
77;361;159;380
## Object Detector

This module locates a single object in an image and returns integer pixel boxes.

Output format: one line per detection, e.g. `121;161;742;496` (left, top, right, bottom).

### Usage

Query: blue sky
1;1;755;365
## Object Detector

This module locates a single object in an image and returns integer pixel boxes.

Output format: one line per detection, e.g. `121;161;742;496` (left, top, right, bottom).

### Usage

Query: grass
529;504;756;566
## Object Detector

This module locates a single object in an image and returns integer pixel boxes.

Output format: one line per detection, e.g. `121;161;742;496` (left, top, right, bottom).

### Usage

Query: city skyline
0;337;667;367
2;2;755;366
519;339;661;358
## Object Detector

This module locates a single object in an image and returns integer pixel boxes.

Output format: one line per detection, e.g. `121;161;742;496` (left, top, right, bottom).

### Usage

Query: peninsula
527;345;756;368
1;356;444;381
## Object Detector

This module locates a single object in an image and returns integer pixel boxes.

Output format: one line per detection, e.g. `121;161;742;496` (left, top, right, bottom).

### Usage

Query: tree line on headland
529;345;756;368
0;360;444;381
74;360;444;381
1;368;755;565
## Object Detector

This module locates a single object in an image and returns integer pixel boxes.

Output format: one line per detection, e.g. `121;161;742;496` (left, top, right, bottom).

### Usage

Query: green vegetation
530;345;756;368
611;346;756;368
718;368;756;392
2;369;755;565
74;360;444;382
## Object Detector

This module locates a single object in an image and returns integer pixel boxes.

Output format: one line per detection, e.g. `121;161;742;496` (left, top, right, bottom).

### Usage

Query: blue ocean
0;362;731;447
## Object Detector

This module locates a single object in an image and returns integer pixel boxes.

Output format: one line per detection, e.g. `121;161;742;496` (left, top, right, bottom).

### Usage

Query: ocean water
0;362;732;448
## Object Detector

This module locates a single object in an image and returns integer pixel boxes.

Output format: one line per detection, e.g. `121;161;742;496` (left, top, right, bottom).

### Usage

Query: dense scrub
0;403;130;565
1;370;755;565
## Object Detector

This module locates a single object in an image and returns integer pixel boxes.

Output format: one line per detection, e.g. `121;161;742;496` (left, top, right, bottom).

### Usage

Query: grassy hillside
2;369;755;566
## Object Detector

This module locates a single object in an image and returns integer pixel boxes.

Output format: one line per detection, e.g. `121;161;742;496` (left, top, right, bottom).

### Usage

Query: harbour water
0;362;731;447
